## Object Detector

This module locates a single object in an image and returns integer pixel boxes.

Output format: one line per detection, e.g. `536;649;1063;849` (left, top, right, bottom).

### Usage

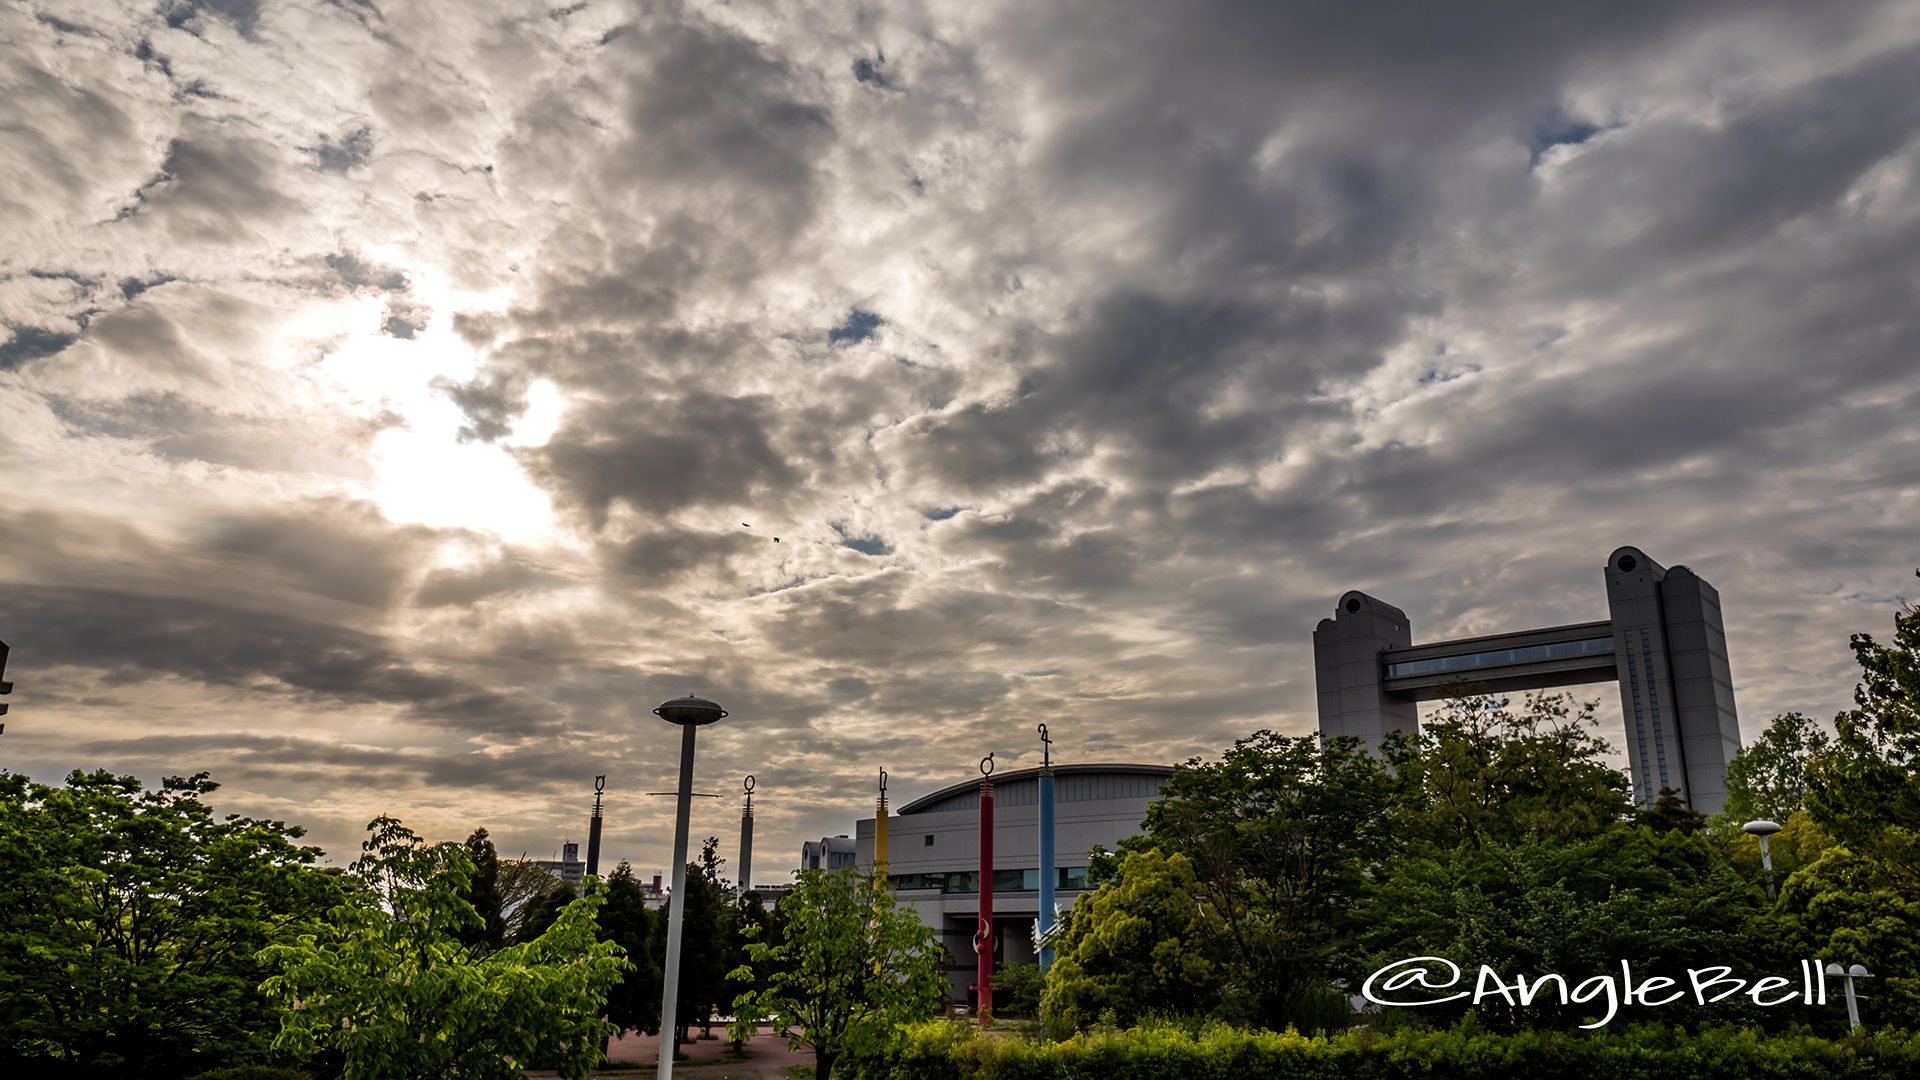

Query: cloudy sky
3;0;1918;876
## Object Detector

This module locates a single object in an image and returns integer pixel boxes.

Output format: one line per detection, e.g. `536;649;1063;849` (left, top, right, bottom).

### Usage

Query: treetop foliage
1722;711;1831;825
1137;731;1400;1030
259;814;627;1080
1809;579;1920;890
1385;688;1634;848
0;769;344;1077
1042;848;1220;1031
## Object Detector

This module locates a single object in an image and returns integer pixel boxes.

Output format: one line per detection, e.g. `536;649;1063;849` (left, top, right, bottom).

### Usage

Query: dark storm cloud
897;400;1053;493
85;304;209;380
414;557;569;608
532;393;803;526
209;499;439;608
128;120;298;242
48;394;374;477
72;730;588;792
753;569;1088;674
0;52;141;227
1562;45;1920;258
603;15;832;249
616;527;758;581
1005;0;1823;131
1010;293;1363;481
0;583;549;730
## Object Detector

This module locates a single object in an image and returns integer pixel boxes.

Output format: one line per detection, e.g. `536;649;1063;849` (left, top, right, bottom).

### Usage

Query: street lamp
1742;819;1783;901
654;694;727;1080
1825;962;1873;1030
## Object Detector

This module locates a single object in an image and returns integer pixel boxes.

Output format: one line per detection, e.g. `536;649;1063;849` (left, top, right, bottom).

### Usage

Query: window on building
915;867;1091;894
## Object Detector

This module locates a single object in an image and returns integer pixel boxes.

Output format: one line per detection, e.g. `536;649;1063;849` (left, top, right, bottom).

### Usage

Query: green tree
1775;845;1920;1030
1138;731;1402;1030
518;876;578;941
1643;786;1709;835
1387;687;1634;848
728;866;945;1080
726;888;786;1030
0;770;343;1077
996;960;1046;1015
1041;848;1222;1032
1361;687;1779;1030
653;836;735;1041
1722;712;1831;825
599;862;661;1036
456;827;507;952
486;856;568;943
1808;581;1920;889
259;815;627;1080
1357;825;1769;1030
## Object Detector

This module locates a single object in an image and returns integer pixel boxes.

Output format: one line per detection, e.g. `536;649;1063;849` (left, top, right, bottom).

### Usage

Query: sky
3;0;1919;879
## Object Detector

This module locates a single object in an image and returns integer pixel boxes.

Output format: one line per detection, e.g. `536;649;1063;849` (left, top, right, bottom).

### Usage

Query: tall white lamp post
654;695;727;1080
1742;819;1782;901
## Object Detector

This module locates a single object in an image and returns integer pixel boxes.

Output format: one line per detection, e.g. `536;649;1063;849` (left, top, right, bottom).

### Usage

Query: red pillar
975;767;994;1025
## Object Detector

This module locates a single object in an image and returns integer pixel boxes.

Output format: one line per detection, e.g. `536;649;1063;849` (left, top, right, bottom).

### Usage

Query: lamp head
1742;819;1783;836
654;695;727;726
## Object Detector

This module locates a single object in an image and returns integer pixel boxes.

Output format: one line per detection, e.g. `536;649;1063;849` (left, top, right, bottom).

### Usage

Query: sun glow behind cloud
319;282;555;541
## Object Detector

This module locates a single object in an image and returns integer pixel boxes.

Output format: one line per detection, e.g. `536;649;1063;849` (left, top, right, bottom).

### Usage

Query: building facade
852;763;1172;998
1314;544;1742;811
533;841;584;889
799;835;858;871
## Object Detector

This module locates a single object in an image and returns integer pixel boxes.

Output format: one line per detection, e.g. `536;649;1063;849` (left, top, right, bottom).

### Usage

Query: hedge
841;1019;1920;1080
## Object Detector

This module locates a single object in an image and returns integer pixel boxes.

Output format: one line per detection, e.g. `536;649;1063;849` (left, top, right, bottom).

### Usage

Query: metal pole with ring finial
974;752;995;1024
652;695;727;1080
586;775;608;878
1037;724;1056;971
737;775;755;904
875;769;890;886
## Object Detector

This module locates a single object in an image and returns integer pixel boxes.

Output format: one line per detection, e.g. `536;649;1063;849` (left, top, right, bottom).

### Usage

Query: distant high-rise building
534;841;584;888
800;835;857;871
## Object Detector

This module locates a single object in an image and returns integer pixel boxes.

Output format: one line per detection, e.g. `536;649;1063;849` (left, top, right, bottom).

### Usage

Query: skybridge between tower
1380;620;1619;701
1314;546;1742;814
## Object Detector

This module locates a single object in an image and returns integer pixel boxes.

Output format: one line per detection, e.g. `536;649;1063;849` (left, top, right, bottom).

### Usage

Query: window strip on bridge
1384;637;1615;678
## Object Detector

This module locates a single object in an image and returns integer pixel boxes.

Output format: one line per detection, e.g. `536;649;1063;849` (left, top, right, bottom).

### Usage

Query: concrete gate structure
1313;546;1742;813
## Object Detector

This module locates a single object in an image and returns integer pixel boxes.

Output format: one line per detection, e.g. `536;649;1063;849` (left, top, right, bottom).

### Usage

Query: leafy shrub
998;962;1047;1016
841;1018;1920;1080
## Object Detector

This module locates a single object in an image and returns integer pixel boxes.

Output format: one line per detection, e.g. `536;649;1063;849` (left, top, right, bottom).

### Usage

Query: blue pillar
1037;723;1056;970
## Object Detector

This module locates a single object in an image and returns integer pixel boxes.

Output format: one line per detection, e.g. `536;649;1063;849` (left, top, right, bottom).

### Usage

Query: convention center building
848;762;1171;997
